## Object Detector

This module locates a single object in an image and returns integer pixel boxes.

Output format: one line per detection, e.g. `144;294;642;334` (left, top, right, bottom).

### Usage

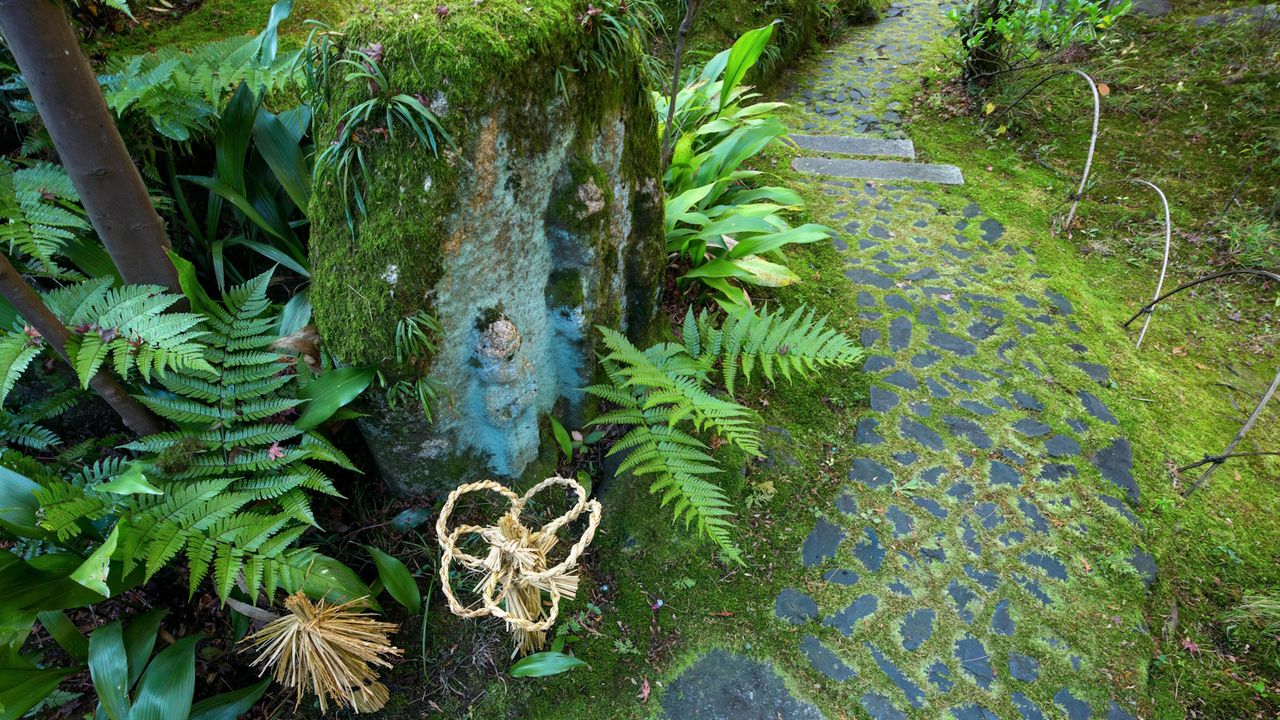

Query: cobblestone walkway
664;2;1157;719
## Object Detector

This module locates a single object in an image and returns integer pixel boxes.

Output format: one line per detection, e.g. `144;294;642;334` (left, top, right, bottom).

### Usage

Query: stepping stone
1054;688;1092;720
775;588;819;624
802;518;845;566
824;594;878;636
927;661;955;692
944;415;993;449
1129;0;1170;15
1009;652;1040;682
948;580;979;623
662;649;827;719
1045;434;1082;458
965;564;999;591
1092;438;1139;505
823;568;860;585
955;635;994;688
899;608;935;651
850;458;895;488
860;692;907;720
1013;418;1051;437
1044;289;1075;315
864;642;926;708
870;387;900;412
793;157;964;185
1129;547;1158;588
929;330;977;356
1078;390;1118;425
789;134;916;158
952;705;1000;720
1072;362;1111;385
989;460;1021;487
801;635;857;682
1013;693;1048;720
855;527;887;571
991;599;1015;635
900;417;945;451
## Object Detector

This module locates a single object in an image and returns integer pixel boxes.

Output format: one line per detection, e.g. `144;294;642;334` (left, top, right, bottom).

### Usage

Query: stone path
663;1;1156;718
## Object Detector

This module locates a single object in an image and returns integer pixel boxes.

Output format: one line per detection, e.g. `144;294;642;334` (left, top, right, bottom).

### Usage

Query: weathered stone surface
775;588;820;624
789;134;916;158
801;636;857;682
313;11;664;493
662;649;826;720
793;157;965;185
803;518;845;566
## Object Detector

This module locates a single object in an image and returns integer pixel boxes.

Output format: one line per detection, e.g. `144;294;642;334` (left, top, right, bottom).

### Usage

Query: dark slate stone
855;527;886;572
941;373;974;394
1023;551;1068;581
870;387;900;412
885;370;919;391
998;530;1027;546
943;244;972;259
1045;434;1082;458
824;594;878;636
800;635;857;682
1015;294;1038;309
1012;390;1043;411
953;366;994;383
913;496;948;518
965;564;999;592
1015;573;1054;605
1001;447;1027;465
976;503;1004;530
948;580;979;624
1067;418;1088;433
927;661;955;692
886;505;915;538
856;418;885;446
913;401;933;417
885;293;913;311
1012;692;1048;720
850;458;895;489
991;599;1015;635
1128;547;1157;588
1016;322;1035;337
1040;463;1078;482
1044;289;1075;316
869;224;891;239
858;291;878;308
1009;652;1040;682
861;328;881;348
888;580;914;596
823;568;859;585
1022;359;1043;377
900;417;945;451
775;588;819;625
889;316;913;352
1054;688;1091;720
859;692;906;720
997;340;1017;362
1106;701;1137;720
989;461;1021;487
1013;418;1051;437
968;320;999;341
661;649;826;720
918;306;940;326
944;415;993;449
893;451;918;465
802;518;845;567
912;351;941;368
955;636;994;689
1078;391;1118;425
1092;438;1139;505
899;608;935;651
865;355;894;372
1072;362;1111;385
926;378;951;398
905;267;939;281
1100;494;1140;526
929;330;977;356
865;643;926;708
952;704;1000;720
980;217;1004;242
959;400;997;416
1017;498;1050;534
961;516;982;555
963;202;982;218
948;481;974;503
847;268;895;289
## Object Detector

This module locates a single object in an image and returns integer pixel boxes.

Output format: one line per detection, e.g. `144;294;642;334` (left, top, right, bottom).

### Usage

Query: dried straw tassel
241;592;402;714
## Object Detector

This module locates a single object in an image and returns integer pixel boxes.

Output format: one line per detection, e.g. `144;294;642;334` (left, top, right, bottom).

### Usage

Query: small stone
900;417;945;451
980;217;1004;242
899;608;935;651
870;387;900;412
886;505;915;537
965;564;999;591
859;692;907;720
864;354;893;372
952;704;1000;720
1045;434;1082;458
885;293;913;311
1013;692;1048;720
927;661;954;692
1013;418;1051;437
847;267;895;289
800;635;857;681
855;527;886;572
861;328;881;348
824;594;878;636
1072;361;1111;385
1129;547;1157;588
858;291;878;307
802;518;844;567
1078;390;1119;425
912;351;941;368
1040;463;1078;482
849;458;894;488
989;461;1021;487
1044;289;1074;315
1107;701;1137;720
889;316;913;351
1009;652;1040;682
1054;688;1091;720
885;370;919;390
913;496;948;518
959;400;997;416
1018;498;1050;534
1012;390;1043;411
662;649;826;720
976;502;1004;530
856;418;884;445
945;415;993;449
992;599;1015;635
775;588;818;624
955;635;994;689
917;306;940;326
1092;438;1139;505
865;642;926;708
823;568;860;585
929;330;977;356
1023;551;1069;581
949;580;979;624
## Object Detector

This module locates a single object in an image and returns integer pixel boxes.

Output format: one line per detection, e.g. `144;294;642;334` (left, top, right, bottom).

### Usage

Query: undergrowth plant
586;305;862;561
656;23;830;308
947;0;1130;82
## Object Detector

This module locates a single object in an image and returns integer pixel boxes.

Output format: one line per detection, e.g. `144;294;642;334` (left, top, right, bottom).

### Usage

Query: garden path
662;2;1157;718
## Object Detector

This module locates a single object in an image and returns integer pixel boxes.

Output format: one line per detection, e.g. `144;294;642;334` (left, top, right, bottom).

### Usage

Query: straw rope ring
436;476;602;654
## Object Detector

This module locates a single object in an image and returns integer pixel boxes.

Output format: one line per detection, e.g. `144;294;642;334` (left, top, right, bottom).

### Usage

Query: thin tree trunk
0;0;180;293
0;252;164;436
661;0;701;173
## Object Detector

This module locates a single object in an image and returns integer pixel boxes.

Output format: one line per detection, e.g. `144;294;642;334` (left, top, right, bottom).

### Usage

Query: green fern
0;161;91;277
584;305;862;563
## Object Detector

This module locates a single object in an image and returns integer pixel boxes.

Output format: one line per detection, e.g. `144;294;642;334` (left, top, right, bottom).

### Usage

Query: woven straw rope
435;477;602;653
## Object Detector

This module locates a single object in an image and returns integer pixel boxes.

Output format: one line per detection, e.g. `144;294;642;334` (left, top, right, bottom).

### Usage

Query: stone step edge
792;156;964;186
788;134;916;159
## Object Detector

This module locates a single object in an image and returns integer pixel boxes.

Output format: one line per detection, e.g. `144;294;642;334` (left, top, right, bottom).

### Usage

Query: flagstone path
662;1;1157;718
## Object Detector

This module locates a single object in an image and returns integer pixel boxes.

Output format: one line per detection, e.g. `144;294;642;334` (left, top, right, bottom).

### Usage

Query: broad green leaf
509;651;587;677
277;289;312;337
664;184;714;233
128;635;200;720
188;679;270;720
180;175;289;244
0;551;118;613
0;611;36;653
215;84;258;194
88;621;130;720
121;609;167;687
549;416;573;461
225;237;309;278
717;23;777;115
294;367;376;430
252;0;294;65
0;665;78;720
731;255;801;287
364;546;421;615
0;465;44;539
69;525;118;598
36;611;88;661
286;554;376;609
97;464;163;496
168;251;218;316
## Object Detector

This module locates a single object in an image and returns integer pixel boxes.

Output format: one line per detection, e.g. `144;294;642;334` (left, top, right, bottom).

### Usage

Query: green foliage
656;24;830;307
510;651;588;677
385;311;445;421
947;0;1129;80
585;305;861;561
557;0;666;96
96;0;301;142
0;161;91;279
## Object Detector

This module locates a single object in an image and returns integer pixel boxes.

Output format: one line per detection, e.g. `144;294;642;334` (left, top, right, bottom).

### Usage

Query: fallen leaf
707;611;734;617
1171;346;1187;356
984;102;995;115
1182;637;1200;654
1097;83;1110;96
638;678;651;702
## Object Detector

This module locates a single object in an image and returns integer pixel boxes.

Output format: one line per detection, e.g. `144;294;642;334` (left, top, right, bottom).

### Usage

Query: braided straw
435;476;602;654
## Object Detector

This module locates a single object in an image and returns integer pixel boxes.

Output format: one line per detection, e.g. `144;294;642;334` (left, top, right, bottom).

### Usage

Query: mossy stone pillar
309;2;664;494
